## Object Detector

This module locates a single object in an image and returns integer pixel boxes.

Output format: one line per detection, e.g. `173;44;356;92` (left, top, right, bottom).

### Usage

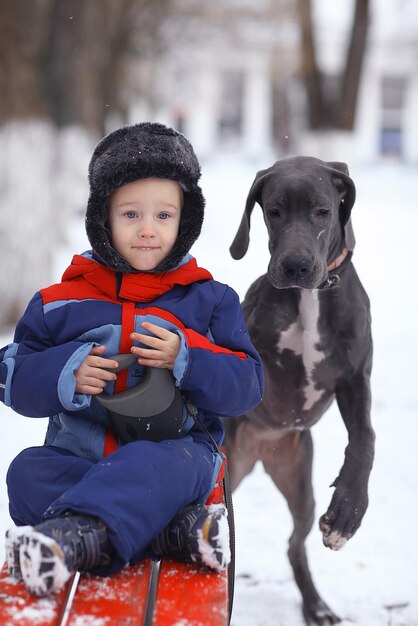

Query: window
217;70;245;143
379;76;407;157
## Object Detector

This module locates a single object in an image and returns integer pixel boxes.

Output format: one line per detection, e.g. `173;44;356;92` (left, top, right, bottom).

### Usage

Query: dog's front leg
319;372;375;550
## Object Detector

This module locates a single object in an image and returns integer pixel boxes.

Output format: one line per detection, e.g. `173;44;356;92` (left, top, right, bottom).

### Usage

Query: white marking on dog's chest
277;289;325;410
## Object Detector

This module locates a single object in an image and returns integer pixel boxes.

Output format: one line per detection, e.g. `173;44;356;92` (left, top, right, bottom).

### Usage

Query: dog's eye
315;208;330;217
268;209;281;218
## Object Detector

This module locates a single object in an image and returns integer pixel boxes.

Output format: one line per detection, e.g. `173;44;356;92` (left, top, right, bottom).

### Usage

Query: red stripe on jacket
182;328;247;360
104;302;136;457
135;307;186;330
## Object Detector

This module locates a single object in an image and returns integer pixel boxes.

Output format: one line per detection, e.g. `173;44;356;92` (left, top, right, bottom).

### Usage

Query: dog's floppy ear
325;161;356;251
230;168;270;259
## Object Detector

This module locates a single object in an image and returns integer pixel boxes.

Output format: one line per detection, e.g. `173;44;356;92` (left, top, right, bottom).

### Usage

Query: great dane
224;157;374;625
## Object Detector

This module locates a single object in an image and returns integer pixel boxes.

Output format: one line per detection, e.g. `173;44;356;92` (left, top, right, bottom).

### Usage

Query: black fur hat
85;122;205;273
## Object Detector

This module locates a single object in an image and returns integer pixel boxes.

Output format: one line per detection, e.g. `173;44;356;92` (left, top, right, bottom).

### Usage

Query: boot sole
5;526;33;581
198;504;231;572
18;530;72;596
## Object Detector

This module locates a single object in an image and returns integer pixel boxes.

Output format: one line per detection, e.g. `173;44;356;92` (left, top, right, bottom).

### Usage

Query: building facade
130;0;418;164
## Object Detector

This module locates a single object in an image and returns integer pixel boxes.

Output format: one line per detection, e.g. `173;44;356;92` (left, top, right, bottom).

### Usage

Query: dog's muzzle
268;253;327;289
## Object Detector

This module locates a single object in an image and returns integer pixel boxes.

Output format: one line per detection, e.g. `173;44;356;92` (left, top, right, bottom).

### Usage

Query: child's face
108;178;182;271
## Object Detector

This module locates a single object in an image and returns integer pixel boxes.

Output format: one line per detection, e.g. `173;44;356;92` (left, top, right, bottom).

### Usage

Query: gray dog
224;157;375;625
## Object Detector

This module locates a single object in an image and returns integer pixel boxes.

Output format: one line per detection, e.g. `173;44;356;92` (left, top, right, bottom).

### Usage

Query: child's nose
137;218;156;238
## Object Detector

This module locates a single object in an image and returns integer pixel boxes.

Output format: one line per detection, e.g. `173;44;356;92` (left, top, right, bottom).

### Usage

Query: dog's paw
321;529;347;551
319;514;349;551
303;597;341;625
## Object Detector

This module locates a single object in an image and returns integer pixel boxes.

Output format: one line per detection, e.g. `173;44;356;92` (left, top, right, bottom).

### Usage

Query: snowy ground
1;157;417;625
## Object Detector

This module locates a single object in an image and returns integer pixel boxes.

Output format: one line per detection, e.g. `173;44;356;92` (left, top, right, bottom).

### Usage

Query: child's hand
131;322;181;370
75;345;118;395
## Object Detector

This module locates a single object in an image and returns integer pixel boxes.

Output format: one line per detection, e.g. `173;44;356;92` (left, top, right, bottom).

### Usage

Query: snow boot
151;503;230;572
5;514;114;596
5;525;24;581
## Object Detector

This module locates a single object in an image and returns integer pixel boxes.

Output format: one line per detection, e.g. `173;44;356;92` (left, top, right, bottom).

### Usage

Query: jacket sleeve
173;286;264;416
0;292;96;417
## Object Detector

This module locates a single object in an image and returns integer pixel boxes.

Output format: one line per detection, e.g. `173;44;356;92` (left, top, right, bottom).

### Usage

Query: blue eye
125;211;137;219
158;212;170;220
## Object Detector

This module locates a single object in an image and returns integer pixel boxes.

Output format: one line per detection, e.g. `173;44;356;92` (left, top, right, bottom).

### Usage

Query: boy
1;122;263;596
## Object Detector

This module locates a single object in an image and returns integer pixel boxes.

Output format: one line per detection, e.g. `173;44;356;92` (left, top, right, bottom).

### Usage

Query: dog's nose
281;255;314;283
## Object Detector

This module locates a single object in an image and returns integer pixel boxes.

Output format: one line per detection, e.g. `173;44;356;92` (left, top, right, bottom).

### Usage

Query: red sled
0;458;235;626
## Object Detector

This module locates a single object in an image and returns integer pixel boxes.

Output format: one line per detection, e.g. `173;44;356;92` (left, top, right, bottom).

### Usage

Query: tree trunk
45;0;131;136
0;0;51;123
335;0;370;130
296;0;370;131
297;0;323;130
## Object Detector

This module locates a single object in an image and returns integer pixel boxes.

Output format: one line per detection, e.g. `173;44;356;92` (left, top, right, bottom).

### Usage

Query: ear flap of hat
230;168;271;260
325;161;356;251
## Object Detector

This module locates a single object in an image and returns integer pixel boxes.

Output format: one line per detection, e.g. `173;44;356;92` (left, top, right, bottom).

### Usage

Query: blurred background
1;2;418;625
1;0;417;328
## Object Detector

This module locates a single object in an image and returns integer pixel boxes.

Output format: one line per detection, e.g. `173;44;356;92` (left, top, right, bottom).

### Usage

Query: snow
5;599;56;624
71;617;109;626
1;156;418;625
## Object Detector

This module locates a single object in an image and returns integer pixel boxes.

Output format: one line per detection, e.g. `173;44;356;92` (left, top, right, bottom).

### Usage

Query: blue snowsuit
1;252;263;573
